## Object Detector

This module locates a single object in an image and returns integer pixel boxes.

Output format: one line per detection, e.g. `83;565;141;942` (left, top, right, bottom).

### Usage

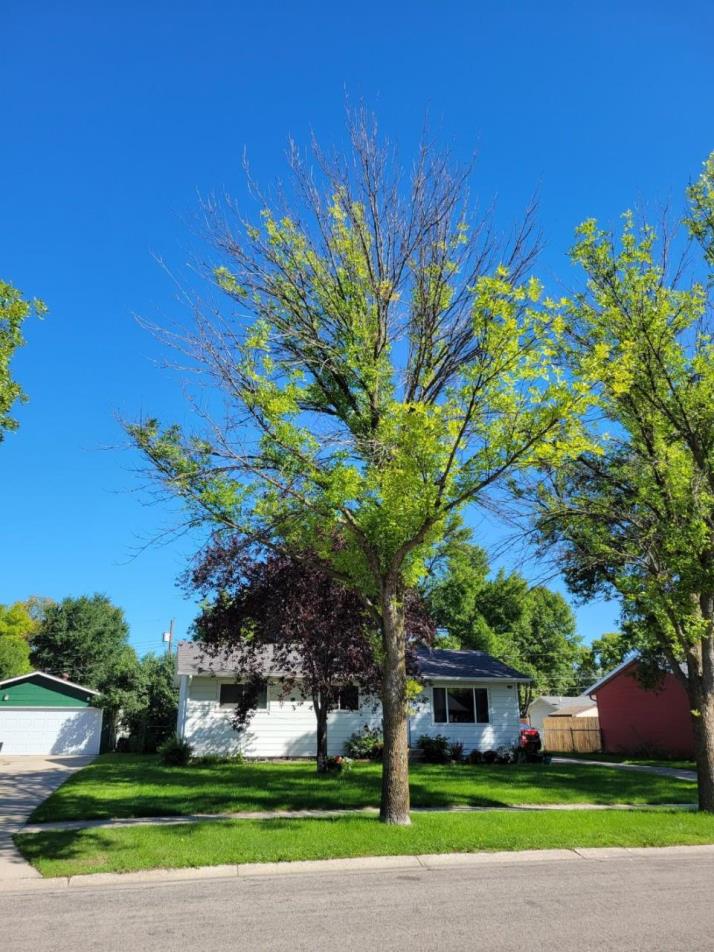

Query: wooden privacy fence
542;716;602;753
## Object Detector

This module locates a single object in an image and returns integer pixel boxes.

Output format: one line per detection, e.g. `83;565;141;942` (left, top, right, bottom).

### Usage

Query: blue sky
1;1;712;655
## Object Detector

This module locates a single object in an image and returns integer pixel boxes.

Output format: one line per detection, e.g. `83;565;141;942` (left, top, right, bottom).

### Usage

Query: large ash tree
532;153;714;810
128;115;587;824
189;537;433;771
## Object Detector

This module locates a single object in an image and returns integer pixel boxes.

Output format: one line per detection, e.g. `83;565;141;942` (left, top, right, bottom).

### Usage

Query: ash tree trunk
687;634;714;812
380;584;411;824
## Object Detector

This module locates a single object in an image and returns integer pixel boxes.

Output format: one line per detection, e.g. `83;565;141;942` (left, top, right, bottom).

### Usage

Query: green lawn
16;809;714;878
30;754;697;824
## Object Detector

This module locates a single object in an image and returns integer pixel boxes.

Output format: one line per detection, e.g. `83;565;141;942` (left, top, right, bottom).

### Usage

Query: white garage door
0;708;103;755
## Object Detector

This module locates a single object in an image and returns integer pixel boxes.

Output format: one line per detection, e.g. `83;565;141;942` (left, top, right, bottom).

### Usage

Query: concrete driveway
0;755;94;880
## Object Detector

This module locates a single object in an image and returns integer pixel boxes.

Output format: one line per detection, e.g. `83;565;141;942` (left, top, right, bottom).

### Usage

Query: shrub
417;734;451;764
482;749;497;764
449;741;464;763
494;745;515;764
325;755;353;773
157;733;193;766
467;749;483;765
345;725;384;761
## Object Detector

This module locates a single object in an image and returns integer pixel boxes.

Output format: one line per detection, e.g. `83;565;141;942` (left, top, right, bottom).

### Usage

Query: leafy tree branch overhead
127;111;593;824
0;279;45;443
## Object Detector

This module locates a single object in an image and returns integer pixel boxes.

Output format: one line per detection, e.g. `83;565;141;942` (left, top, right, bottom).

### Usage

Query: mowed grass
16;809;714;878
30;754;697;824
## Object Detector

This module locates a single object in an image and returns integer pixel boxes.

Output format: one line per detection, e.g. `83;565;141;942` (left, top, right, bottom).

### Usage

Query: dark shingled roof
177;642;531;682
177;642;303;678
415;647;531;682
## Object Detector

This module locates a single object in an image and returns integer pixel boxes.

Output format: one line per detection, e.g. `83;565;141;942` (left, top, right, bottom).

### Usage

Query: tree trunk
380;582;411;825
690;699;714;811
315;701;328;773
687;636;714;812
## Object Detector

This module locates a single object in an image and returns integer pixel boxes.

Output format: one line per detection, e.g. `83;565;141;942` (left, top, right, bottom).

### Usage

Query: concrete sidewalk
2;842;714;893
20;799;698;835
553;756;697;782
0;755;94;881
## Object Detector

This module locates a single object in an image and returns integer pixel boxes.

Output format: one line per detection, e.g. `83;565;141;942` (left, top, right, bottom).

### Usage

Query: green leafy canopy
128;118;593;608
534;151;714;669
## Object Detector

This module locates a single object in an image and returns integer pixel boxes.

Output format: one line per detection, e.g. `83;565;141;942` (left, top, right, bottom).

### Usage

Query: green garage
0;671;102;755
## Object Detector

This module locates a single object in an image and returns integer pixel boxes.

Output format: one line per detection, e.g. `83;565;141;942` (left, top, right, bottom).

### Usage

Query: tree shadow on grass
29;757;697;825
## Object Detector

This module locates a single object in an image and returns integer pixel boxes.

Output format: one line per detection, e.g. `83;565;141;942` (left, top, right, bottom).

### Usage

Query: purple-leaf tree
188;535;434;771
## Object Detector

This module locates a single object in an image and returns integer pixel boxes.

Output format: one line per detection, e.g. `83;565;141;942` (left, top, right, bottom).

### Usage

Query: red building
589;659;694;757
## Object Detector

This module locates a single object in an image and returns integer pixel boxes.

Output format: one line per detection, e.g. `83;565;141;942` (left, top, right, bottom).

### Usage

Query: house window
432;687;490;724
219;682;268;710
474;688;489;723
433;687;448;723
337;685;359;711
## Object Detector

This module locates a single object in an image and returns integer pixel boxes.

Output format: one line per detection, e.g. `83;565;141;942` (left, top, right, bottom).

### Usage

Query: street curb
2;843;714;893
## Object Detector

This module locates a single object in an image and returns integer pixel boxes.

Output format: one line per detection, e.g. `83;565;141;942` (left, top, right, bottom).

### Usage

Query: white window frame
431;685;491;725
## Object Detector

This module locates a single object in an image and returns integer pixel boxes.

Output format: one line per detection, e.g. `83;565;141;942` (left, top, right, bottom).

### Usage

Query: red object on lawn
519;728;541;753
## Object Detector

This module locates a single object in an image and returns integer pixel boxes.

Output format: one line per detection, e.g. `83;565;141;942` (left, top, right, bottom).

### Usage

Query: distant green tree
421;539;496;651
26;595;177;750
31;594;142;744
0;634;31;680
513;586;583;707
31;594;130;687
0;279;46;442
22;595;54;626
97;646;145;748
422;540;583;710
0;601;39;641
0;601;37;680
122;653;179;751
586;632;631;679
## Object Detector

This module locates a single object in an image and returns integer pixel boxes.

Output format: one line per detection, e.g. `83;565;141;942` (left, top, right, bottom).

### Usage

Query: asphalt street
3;852;714;951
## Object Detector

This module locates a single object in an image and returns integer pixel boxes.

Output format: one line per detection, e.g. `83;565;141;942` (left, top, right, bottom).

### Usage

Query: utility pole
162;619;175;655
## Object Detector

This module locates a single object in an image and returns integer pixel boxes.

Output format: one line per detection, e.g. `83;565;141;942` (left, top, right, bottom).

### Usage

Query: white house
527;695;598;732
176;642;529;757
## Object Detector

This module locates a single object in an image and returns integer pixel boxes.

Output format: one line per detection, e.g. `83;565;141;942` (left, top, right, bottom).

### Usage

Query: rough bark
315;701;328;773
687;634;714;812
380;582;411;825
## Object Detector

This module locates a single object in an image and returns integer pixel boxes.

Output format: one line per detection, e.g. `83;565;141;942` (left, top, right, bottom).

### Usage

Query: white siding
409;682;521;754
183;678;381;757
0;707;103;755
183;676;522;757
